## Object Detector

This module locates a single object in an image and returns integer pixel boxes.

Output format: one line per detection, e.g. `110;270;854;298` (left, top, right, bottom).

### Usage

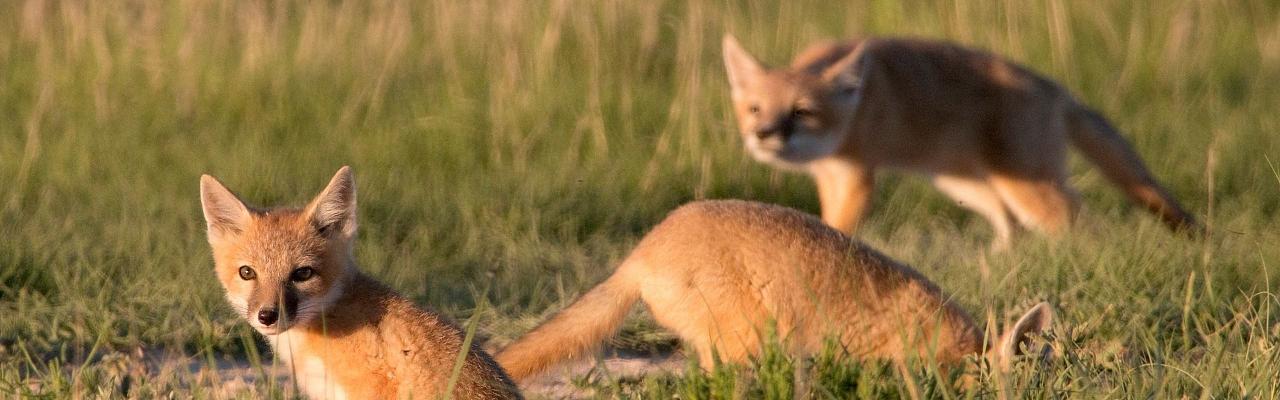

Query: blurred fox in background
721;35;1200;249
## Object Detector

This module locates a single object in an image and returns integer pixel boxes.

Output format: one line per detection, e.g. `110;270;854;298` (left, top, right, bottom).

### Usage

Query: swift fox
496;200;1053;381
721;35;1200;248
200;166;521;399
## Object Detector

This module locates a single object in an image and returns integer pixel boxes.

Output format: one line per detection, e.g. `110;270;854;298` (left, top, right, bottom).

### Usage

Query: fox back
629;201;986;362
497;200;1052;381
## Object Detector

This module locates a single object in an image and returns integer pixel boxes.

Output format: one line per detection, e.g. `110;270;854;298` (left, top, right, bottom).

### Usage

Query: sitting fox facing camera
497;200;1053;382
200;167;521;399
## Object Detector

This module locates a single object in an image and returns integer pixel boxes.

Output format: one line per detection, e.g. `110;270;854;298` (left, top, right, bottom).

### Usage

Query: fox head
722;35;871;168
199;166;358;335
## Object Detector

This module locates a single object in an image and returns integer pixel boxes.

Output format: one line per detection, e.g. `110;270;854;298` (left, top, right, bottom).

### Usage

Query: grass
2;0;1279;398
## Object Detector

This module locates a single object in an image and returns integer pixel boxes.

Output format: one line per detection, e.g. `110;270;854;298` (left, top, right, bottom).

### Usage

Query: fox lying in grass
496;200;1053;382
721;35;1200;249
200;166;521;399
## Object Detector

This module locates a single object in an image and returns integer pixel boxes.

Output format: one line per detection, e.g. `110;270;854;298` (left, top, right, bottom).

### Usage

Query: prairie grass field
3;0;1280;398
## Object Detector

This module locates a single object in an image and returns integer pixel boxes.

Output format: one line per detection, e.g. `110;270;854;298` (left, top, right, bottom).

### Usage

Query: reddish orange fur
497;200;1051;382
201;167;520;399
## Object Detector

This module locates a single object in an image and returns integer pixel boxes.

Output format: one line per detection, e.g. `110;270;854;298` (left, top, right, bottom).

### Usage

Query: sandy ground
65;347;687;399
518;352;688;399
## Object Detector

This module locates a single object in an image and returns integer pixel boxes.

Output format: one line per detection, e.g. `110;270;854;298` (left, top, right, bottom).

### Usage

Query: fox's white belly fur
269;332;349;400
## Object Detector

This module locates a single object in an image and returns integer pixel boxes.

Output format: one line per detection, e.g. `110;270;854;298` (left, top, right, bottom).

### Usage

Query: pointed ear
304;166;357;239
722;34;765;99
994;302;1054;370
821;41;873;93
200;174;252;242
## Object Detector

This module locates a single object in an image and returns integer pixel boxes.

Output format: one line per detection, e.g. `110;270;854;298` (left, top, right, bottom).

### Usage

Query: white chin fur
254;325;287;336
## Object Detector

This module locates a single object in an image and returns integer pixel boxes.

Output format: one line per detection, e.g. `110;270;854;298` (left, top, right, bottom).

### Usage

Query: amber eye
290;267;315;282
238;266;256;280
748;105;760;114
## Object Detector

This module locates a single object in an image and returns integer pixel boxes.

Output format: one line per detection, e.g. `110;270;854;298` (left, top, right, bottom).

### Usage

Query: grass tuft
2;0;1278;398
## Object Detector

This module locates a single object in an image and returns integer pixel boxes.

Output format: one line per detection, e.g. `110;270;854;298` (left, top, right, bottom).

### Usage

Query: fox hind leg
933;174;1015;250
988;174;1079;236
987;97;1080;238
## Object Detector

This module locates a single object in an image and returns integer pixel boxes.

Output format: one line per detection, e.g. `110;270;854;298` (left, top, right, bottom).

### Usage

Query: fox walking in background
721;35;1200;249
497;200;1053;382
200;167;521;399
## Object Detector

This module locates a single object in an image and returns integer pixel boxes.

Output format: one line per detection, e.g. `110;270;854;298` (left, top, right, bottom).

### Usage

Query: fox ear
993;302;1054;370
722;34;765;99
821;41;872;94
304;166;357;239
200;174;253;242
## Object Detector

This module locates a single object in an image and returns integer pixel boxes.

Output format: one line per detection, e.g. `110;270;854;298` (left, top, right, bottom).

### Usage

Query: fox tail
495;261;642;382
1067;105;1202;234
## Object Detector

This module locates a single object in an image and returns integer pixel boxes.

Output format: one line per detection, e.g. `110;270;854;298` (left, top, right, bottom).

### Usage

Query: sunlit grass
2;0;1278;398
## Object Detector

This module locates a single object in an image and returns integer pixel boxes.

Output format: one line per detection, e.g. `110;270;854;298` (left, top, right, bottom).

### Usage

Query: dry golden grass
2;0;1279;398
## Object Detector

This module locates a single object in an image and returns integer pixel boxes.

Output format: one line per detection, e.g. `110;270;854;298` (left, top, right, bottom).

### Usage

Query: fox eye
290;267;315;282
238;266;256;281
793;107;816;118
747;105;760;114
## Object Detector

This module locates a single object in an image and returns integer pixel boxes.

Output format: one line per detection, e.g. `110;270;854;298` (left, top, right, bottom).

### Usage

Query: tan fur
496;200;1051;382
200;167;521;399
722;35;1201;248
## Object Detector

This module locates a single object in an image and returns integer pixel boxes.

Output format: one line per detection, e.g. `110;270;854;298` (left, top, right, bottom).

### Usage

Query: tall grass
1;0;1278;397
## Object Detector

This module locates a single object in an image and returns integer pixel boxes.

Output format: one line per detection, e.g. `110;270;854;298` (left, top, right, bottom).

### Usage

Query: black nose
257;309;279;326
754;119;792;140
